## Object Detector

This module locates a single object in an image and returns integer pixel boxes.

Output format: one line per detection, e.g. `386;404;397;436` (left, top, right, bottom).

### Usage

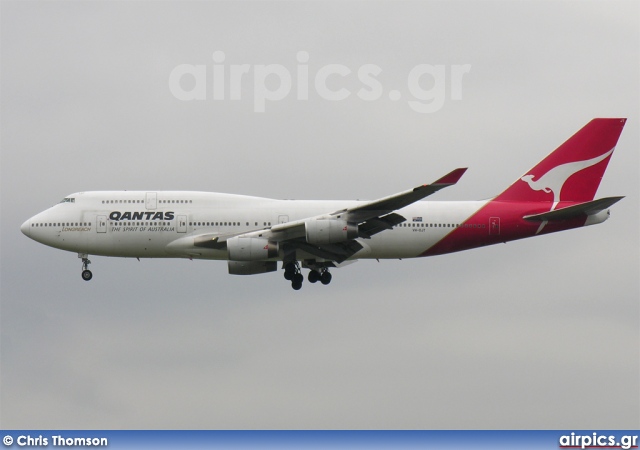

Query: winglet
432;167;467;186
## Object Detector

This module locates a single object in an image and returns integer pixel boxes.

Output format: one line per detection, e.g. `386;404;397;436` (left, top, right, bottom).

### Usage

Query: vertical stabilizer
495;118;626;203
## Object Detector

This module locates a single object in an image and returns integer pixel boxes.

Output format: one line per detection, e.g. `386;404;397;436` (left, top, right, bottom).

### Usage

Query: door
96;215;107;233
177;215;187;233
489;217;500;235
278;215;289;224
145;192;157;210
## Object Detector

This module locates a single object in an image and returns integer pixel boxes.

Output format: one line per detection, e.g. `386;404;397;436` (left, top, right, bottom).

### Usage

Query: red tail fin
495;118;626;203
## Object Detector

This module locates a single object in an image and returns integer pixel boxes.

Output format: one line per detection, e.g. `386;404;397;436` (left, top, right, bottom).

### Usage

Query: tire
308;270;320;283
320;271;332;285
284;263;296;280
81;269;93;281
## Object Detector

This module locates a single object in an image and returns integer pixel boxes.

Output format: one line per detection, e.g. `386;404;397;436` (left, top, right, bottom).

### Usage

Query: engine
305;219;358;245
228;261;277;275
227;237;278;261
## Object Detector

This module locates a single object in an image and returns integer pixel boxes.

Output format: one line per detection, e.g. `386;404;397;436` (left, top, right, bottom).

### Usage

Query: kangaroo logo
520;148;613;234
520;148;613;204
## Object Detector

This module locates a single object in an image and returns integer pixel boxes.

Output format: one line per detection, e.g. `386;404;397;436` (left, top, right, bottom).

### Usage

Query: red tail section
495;118;626;203
421;118;626;257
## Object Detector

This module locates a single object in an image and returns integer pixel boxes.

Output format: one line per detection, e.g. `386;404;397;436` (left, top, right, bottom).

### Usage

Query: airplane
21;118;626;290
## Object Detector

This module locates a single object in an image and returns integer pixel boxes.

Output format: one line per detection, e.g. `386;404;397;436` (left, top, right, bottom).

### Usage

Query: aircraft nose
21;219;31;237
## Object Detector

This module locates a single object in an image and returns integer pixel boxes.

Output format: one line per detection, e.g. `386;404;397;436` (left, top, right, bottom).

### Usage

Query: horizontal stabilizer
523;196;624;222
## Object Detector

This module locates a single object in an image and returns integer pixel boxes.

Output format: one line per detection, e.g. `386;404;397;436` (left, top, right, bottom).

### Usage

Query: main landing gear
79;253;92;281
283;262;303;290
308;269;332;285
283;262;332;290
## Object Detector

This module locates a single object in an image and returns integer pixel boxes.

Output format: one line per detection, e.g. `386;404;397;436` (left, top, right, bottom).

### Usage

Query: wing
179;168;467;263
330;167;468;224
246;168;466;262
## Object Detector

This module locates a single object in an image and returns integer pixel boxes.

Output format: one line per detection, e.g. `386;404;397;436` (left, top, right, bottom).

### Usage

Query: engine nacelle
305;219;358;245
228;261;277;275
227;237;278;261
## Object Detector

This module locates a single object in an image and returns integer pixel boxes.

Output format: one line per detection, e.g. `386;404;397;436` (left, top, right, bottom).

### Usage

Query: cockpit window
59;198;75;203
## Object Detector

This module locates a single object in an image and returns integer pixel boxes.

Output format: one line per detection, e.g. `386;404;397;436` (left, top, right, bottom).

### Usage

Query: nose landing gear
79;253;92;281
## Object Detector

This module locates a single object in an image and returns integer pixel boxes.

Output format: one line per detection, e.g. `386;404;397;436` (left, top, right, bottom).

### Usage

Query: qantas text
109;211;175;221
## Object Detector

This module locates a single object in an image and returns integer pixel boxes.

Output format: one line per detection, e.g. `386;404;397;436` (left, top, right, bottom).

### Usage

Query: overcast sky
1;0;638;429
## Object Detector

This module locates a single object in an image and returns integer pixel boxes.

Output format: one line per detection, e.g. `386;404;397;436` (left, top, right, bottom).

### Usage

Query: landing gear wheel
284;262;296;281
320;270;332;285
80;255;93;281
291;272;304;290
308;270;320;283
284;271;294;281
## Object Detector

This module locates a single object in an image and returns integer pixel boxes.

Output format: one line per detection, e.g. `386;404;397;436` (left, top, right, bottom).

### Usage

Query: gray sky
1;0;638;429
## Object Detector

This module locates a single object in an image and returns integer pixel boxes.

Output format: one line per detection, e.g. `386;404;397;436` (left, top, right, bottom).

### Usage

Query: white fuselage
21;191;488;261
